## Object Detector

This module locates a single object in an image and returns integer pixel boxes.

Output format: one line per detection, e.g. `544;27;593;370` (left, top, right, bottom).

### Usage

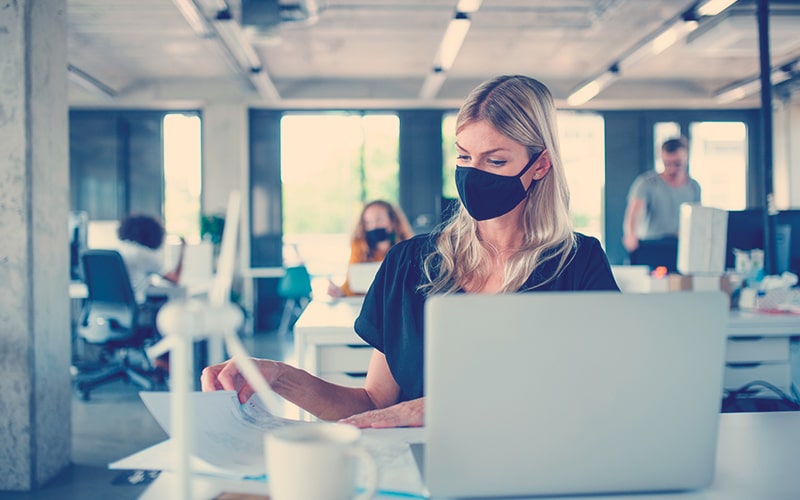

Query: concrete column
0;0;71;490
202;102;248;216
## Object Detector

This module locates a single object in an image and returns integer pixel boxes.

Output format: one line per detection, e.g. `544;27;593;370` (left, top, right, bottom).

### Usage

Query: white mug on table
265;422;378;500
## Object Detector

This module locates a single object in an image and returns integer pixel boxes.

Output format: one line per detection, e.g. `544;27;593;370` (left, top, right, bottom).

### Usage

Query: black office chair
72;249;163;400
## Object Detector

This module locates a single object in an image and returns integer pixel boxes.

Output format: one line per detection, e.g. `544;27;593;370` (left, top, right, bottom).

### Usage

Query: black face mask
365;227;394;248
455;151;543;221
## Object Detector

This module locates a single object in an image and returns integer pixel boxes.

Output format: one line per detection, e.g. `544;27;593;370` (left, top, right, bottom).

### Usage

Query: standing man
622;137;701;270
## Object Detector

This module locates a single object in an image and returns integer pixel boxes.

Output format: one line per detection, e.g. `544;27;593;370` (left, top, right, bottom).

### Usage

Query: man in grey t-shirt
622;137;701;269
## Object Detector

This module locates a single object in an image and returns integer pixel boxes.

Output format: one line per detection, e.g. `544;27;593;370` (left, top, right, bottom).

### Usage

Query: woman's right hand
327;279;345;298
200;358;282;404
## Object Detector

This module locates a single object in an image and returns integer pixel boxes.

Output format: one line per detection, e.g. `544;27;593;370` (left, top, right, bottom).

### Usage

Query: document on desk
134;391;302;477
113;391;428;496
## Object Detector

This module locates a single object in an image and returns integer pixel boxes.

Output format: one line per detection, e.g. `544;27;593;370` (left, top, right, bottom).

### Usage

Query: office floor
3;331;294;500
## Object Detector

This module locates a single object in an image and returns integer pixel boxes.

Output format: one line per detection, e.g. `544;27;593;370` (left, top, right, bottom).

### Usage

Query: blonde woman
202;75;619;428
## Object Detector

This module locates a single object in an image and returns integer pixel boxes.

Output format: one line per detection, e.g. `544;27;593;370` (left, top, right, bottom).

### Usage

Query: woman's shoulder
388;233;435;256
572;232;606;255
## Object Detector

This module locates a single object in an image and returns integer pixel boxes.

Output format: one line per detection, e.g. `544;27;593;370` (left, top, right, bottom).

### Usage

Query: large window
559;112;606;243
652;121;747;210
280;113;400;284
689;121;747;210
163;113;202;242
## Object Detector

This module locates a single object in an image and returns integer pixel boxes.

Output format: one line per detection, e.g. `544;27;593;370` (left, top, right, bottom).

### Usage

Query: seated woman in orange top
328;200;414;297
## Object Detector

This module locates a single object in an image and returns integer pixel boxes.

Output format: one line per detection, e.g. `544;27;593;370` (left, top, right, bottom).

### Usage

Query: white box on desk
677;203;728;275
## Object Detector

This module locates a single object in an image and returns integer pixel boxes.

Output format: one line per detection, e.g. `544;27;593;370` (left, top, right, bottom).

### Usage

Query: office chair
72;249;162;400
276;265;313;337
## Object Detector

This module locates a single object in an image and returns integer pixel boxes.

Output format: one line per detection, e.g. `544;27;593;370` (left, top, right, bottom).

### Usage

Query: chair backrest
277;265;313;299
79;250;139;344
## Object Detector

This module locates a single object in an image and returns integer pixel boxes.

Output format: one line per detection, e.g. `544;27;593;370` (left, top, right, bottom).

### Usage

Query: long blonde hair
422;75;576;294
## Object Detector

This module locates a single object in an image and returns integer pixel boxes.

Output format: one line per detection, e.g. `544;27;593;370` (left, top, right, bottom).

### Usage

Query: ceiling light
171;0;214;37
567;69;618;106
696;0;738;17
434;13;471;72
715;62;797;103
456;0;483;14
67;64;116;99
419;69;448;100
617;18;698;72
214;9;263;71
250;69;281;101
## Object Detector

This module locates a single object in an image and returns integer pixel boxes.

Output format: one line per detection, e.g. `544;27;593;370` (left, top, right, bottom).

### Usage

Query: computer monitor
725;210;764;271
69;211;89;280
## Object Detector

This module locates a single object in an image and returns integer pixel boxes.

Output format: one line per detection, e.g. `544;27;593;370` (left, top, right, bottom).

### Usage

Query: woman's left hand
339;397;424;429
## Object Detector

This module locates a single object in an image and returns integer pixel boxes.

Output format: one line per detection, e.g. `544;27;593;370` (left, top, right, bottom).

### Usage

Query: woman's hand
327;279;345;298
339;397;424;429
200;358;282;404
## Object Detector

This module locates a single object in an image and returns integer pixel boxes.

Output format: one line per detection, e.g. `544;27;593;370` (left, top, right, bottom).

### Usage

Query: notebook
347;262;382;294
420;291;728;498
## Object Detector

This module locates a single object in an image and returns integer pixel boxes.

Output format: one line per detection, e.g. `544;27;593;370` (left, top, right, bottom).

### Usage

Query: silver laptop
347;262;382;294
421;291;728;498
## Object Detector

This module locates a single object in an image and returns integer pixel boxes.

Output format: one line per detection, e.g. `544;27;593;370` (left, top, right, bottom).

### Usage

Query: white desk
136;411;800;499
293;297;371;388
726;310;800;396
294;301;800;400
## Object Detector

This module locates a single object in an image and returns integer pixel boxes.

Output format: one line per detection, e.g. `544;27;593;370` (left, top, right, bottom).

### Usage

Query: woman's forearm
270;363;379;421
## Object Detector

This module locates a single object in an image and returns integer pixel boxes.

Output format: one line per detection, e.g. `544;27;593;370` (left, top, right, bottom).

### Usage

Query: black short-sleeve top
353;232;620;402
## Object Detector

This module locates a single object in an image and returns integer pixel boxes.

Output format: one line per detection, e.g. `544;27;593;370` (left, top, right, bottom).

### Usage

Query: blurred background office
3;0;800;495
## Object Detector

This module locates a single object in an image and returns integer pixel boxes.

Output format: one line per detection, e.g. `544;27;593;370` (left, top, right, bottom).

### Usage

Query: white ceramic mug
265;422;378;500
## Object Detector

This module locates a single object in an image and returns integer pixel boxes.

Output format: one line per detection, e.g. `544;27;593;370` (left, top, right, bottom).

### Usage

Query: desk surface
295;299;800;336
137;411;800;500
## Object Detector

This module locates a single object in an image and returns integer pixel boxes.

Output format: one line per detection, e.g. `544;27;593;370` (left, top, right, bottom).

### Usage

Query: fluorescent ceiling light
618;19;698;71
171;0;214;37
716;64;796;103
434;13;471;72
651;20;698;54
419;70;447;100
214;9;262;71
67;64;116;99
456;0;483;13
250;69;281;101
567;70;617;106
696;0;738;17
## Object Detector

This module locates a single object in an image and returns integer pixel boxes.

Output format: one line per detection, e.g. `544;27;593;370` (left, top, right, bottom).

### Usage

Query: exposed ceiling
66;0;800;109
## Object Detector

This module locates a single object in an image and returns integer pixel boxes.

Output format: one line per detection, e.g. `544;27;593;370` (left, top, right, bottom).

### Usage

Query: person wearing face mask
201;75;620;428
327;200;414;298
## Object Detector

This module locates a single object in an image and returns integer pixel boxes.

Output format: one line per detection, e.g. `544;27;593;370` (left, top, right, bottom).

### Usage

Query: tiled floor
2;331;293;500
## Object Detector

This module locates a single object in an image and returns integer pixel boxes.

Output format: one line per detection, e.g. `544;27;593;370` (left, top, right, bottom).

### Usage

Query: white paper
139;391;302;477
124;391;428;496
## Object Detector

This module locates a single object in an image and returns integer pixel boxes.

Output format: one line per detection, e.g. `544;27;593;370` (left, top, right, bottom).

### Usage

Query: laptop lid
347;262;382;294
423;291;728;498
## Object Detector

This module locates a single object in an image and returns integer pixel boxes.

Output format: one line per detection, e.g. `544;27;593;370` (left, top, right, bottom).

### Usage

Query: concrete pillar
0;0;72;490
202;102;248;216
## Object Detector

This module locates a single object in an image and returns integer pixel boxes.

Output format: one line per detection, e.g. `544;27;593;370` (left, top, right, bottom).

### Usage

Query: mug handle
348;445;378;500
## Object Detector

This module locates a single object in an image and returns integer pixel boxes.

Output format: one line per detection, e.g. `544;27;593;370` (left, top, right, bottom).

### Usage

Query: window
163;113;202;242
688;121;747;210
280;113;400;285
442;112;459;200
559;112;606;244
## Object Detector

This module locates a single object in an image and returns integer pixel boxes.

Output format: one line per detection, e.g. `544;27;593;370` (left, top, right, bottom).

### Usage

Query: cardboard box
668;274;728;292
668;273;734;307
677;204;728;275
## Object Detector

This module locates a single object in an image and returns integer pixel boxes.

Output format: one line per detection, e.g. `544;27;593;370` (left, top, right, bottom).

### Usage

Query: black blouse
354;232;620;402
